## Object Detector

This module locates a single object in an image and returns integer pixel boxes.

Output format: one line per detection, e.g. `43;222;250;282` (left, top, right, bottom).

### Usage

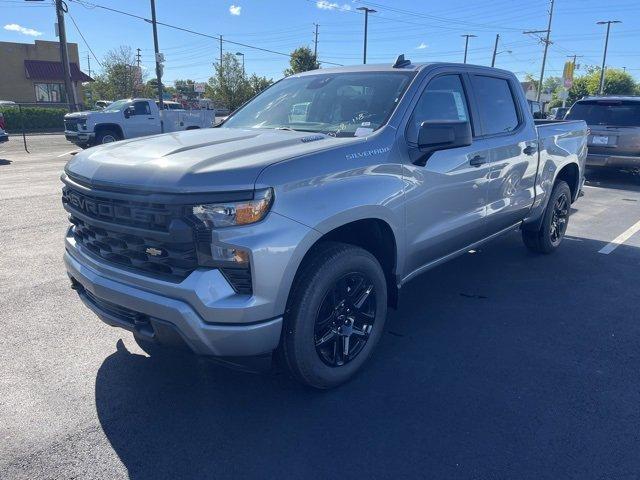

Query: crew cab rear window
471;75;519;135
407;74;470;142
565;100;640;126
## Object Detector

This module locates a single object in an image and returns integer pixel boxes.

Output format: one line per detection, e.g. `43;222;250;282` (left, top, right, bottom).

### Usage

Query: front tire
522;180;571;253
281;242;387;389
95;128;121;145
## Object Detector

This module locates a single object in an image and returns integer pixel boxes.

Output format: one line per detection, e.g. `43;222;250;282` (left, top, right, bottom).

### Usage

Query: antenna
393;54;411;68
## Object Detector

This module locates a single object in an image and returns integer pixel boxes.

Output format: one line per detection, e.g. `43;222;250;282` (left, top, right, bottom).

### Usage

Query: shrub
0;106;68;133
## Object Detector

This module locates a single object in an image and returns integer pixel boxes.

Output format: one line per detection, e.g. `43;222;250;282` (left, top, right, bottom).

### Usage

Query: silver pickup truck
62;59;587;389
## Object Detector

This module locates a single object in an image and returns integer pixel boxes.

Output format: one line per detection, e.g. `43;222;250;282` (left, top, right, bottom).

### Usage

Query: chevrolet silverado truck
63;98;215;148
62;58;588;389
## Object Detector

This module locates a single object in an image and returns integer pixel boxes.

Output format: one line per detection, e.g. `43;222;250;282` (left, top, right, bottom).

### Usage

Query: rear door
467;72;539;234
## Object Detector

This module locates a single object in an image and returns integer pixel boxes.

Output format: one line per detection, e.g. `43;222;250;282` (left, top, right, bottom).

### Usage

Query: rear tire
522;180;571;254
281;242;387;389
95;128;121;145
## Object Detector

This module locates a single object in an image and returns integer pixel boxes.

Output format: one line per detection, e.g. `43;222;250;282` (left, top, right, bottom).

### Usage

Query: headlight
192;188;273;228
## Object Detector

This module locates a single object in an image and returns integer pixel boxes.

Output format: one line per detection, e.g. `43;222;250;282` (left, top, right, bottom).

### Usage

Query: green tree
205;53;251;110
247;74;273;97
566;68;637;105
173;79;198;101
284;46;319;76
82;46;146;105
141;79;175;99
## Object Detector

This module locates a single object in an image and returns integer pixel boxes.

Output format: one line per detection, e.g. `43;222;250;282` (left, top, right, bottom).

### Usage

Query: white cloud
4;23;42;37
229;5;241;15
316;1;351;11
416;42;428;50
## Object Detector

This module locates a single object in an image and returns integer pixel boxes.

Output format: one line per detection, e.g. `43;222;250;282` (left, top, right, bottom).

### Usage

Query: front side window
407;74;470;142
34;83;67;103
222;71;415;137
134;101;151;116
471;76;519;135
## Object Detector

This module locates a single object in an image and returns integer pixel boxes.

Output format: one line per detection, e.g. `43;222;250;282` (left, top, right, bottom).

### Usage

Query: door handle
523;145;536;155
469;155;487;167
148;117;155;120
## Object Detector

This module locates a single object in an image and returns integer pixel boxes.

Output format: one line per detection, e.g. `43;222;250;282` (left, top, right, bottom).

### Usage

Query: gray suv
63;60;587;388
565;96;640;169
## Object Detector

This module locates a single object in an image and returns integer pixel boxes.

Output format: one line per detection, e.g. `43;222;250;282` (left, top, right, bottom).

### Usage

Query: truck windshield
565;100;640;127
222;71;415;136
102;99;131;112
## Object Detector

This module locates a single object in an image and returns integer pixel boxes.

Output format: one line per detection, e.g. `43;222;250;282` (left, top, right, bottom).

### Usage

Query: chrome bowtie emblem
145;247;164;257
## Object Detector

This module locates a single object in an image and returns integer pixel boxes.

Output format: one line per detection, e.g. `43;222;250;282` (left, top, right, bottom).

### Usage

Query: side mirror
413;120;472;165
123;106;134;119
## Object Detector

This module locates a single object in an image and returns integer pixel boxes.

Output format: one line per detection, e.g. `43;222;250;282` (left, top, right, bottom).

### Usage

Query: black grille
220;267;253;295
63;186;199;281
64;119;79;132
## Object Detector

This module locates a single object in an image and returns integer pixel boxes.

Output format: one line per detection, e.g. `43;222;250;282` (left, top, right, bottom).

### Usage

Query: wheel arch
287;217;400;310
554;161;580;202
94;123;124;140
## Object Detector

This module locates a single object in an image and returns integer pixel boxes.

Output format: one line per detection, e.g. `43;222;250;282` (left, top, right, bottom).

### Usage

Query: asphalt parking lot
1;134;640;479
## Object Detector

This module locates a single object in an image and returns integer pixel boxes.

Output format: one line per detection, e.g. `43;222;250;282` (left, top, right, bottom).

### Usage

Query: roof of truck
579;95;640;102
294;61;512;76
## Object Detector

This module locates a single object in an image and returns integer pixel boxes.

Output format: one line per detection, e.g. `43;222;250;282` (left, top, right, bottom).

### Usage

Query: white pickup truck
64;98;216;147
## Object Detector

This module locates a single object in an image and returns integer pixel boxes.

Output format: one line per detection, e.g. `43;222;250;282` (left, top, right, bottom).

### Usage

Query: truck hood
64;127;357;193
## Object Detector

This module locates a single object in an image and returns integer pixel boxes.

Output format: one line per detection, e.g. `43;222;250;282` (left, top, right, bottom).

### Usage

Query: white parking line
599;220;640;254
57;150;78;157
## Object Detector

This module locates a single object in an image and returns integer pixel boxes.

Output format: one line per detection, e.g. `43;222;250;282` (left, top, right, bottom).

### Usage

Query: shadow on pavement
0;159;11;166
586;167;640;193
95;233;640;480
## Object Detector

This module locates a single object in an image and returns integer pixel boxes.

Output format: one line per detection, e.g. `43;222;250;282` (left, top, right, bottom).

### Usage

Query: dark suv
565;96;640;169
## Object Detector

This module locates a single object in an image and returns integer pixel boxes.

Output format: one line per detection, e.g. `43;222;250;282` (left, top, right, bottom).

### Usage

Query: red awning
24;60;94;82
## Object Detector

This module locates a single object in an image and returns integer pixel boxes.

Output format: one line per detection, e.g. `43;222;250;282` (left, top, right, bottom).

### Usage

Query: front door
402;73;491;276
124;101;160;138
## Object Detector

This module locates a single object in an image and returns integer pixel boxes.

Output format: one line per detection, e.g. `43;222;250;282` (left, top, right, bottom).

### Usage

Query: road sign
563;61;574;89
195;82;206;94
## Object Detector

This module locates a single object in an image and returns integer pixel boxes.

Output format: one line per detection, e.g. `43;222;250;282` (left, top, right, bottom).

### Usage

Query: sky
2;0;640;86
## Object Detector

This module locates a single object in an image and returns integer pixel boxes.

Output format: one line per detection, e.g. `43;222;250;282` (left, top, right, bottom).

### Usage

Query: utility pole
597;20;621;95
86;53;92;78
491;34;500;67
235;52;245;76
149;0;163;131
313;23;319;62
136;48;142;69
219;35;223;81
54;0;77;111
356;6;376;64
461;34;477;64
524;0;554;103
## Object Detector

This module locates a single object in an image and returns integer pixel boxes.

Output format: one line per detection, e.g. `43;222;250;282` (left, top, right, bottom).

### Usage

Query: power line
66;10;103;68
68;0;343;66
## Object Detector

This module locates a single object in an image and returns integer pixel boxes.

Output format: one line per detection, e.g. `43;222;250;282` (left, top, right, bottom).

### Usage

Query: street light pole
597;20;621;95
356;7;376;64
461;34;477;64
235;52;245;76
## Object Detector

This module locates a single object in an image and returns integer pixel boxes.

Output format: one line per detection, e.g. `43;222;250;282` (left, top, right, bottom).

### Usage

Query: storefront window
34;83;67;103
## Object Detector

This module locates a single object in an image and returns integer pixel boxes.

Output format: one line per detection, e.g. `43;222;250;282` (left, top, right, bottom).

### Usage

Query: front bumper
587;153;640;169
65;247;283;356
63;210;320;357
64;130;94;145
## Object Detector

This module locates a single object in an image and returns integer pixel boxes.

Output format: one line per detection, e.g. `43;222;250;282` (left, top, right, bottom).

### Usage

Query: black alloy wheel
549;192;569;245
314;272;376;367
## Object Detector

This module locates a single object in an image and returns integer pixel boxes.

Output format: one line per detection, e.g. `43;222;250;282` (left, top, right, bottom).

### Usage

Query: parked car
565;96;640;169
63;98;216;147
548;107;568;120
0;111;8;143
62;59;587;388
